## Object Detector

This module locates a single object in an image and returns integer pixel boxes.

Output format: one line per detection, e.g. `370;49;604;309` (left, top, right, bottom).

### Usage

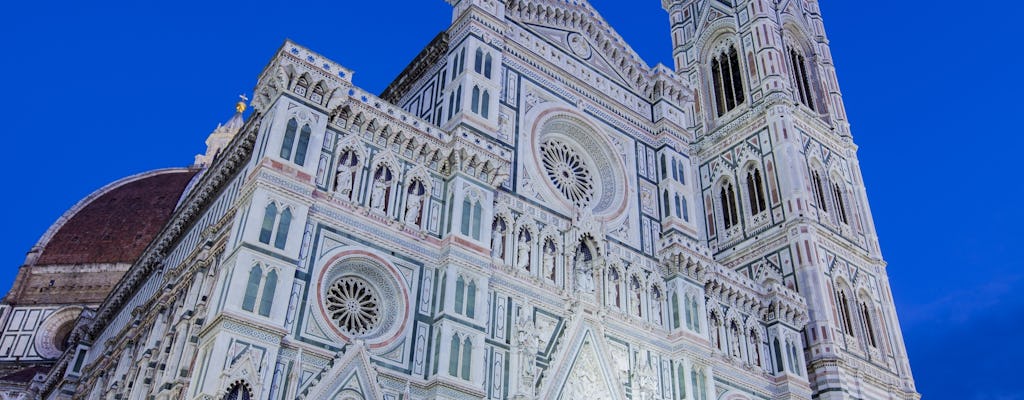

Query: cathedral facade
10;0;917;399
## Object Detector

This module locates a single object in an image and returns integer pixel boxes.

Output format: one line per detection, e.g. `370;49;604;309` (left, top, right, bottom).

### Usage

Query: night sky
2;1;1021;398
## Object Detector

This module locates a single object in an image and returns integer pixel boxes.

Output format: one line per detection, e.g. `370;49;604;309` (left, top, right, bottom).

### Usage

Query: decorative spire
194;95;248;167
236;94;248;114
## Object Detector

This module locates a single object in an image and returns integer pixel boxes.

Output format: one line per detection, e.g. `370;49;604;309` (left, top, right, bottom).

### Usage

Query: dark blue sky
2;1;1021;398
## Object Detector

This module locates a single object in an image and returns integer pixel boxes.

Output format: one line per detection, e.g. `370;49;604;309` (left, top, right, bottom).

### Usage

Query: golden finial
236;94;249;113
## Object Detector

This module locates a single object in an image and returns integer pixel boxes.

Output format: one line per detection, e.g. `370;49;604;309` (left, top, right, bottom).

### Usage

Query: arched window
861;301;878;348
280;119;311;167
837;289;855;336
773;338;784;373
483;53;493;78
833;182;849;224
311;83;325;104
448;335;461;377
474;48;484;74
661;155;668;178
259;203;277;245
674;194;682;219
274;208;292;250
710;45;745;117
671;292;681;329
471;201;483;240
663;191;671;217
258;270;277;317
681;196;690;222
481;90;490;118
471;86;481;114
789;47;815;110
812;170;828;212
280;119;298;160
746;166;768;215
466;281;477;318
454;276;465;315
294;77;309;97
242;265;262;312
720;182;740;229
461;337;472;380
223;382;252;400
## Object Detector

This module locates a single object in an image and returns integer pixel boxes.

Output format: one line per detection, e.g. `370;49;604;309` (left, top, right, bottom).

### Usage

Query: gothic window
720;181;740;229
836;288;855;336
484;53;493;79
258;270;277;317
280;119;311;167
258;202;291;249
671;292;681;329
789;47;815;111
223;382;252;400
811;170;828;212
474;48;484;74
746;165;768;215
461;337;472;380
448;334;473;380
242;265;262;312
274;208;292;250
663;191;671;218
459;195;484;240
676;362;686;398
311;83;326;104
677;161;686;185
710;45;745;117
773;338;784;373
481;90;490;118
860;301;878;348
471;86;481;114
448;335;460;377
681;196;690;222
833;182;849;225
691;368;708;400
242;265;276;317
294;77;309;97
453;275;477;318
661;155;668;179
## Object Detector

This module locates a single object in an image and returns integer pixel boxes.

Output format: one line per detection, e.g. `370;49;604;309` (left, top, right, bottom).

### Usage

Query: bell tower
662;0;919;398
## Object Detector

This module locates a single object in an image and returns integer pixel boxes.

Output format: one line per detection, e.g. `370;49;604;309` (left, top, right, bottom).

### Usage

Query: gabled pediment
506;0;653;92
540;322;627;400
300;343;383;400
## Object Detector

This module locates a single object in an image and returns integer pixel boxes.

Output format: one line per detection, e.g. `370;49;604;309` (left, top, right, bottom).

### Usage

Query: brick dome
32;168;200;266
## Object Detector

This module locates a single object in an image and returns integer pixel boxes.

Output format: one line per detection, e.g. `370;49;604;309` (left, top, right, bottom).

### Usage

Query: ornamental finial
236;94;249;113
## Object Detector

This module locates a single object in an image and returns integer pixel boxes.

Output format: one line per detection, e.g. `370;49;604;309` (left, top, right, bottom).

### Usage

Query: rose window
541;139;594;207
325;276;381;336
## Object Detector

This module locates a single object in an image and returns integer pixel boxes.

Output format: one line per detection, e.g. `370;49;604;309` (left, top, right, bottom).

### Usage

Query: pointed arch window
812;170;828;212
461;337;472;380
448;334;473;380
453;275;477;318
448;335;461;377
474;48;484;74
837;289;855;336
280;118;311;167
676;362;686;398
484;53;493;79
258;202;292;250
720;182;740;229
459;197;483;240
481;90;490;119
861;301;878;348
311;83;325;104
711;45;746;117
471;86;481;114
746;166;768;215
833;182;849;224
789;47;815;111
671;292;681;329
223;382;253;400
242;265;277;317
294;77;309;97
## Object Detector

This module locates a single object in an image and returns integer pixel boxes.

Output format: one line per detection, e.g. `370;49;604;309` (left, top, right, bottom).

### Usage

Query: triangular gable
508;0;653;92
300;343;384;400
541;324;625;400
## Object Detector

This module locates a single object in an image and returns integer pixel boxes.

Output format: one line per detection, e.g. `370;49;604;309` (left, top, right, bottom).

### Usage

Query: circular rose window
541;139;595;207
325;276;381;336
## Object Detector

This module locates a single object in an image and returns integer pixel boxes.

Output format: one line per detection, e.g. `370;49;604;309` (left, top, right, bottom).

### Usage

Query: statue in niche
370;166;391;213
492;219;507;261
543;239;556;281
404;180;425;226
516;229;532;272
651;287;663;326
730;323;743;358
749;331;762;366
573;242;596;294
335;150;358;200
514;311;540;396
